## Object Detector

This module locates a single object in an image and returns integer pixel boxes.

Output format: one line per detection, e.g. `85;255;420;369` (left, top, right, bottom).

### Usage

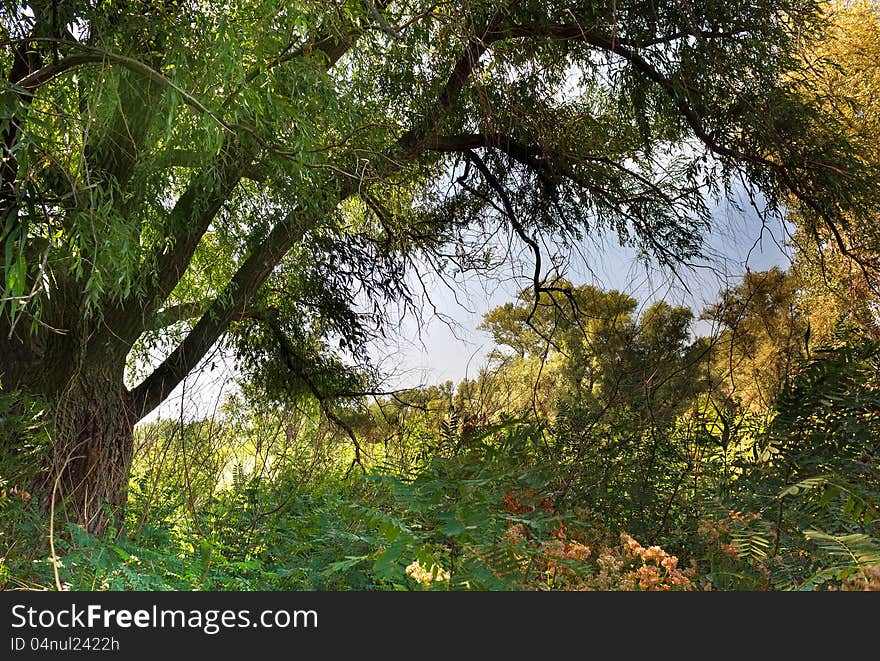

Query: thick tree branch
126;138;253;339
131;14;366;329
427;132;545;168
130;208;319;416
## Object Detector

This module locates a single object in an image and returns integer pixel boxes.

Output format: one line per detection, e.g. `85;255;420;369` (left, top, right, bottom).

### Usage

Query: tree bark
35;365;135;537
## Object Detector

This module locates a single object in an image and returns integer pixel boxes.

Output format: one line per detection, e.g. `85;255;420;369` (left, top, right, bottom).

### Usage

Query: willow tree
1;0;876;533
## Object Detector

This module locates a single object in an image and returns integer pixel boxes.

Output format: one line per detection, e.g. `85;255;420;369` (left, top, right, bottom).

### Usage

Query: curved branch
362;0;402;41
12;53;104;89
462;149;554;329
469;22;877;276
8;38;234;133
130;208;318;416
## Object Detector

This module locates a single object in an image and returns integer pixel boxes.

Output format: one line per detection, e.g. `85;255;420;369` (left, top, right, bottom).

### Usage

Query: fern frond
804;530;880;568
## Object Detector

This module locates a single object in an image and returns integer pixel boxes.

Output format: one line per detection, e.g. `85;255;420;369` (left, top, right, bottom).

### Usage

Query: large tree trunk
36;368;136;537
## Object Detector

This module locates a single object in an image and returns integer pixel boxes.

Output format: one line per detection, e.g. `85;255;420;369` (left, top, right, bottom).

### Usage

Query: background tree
478;283;712;534
703;267;807;414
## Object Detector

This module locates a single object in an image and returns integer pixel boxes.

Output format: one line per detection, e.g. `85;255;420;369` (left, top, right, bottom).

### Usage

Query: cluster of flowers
698;509;765;560
696;517;730;545
0;486;31;501
618;533;695;591
501;504;696;590
530;523;594;589
544;531;696;591
499;493;596;588
502;489;555;516
405;560;450;586
696;508;776;589
541;523;592;564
